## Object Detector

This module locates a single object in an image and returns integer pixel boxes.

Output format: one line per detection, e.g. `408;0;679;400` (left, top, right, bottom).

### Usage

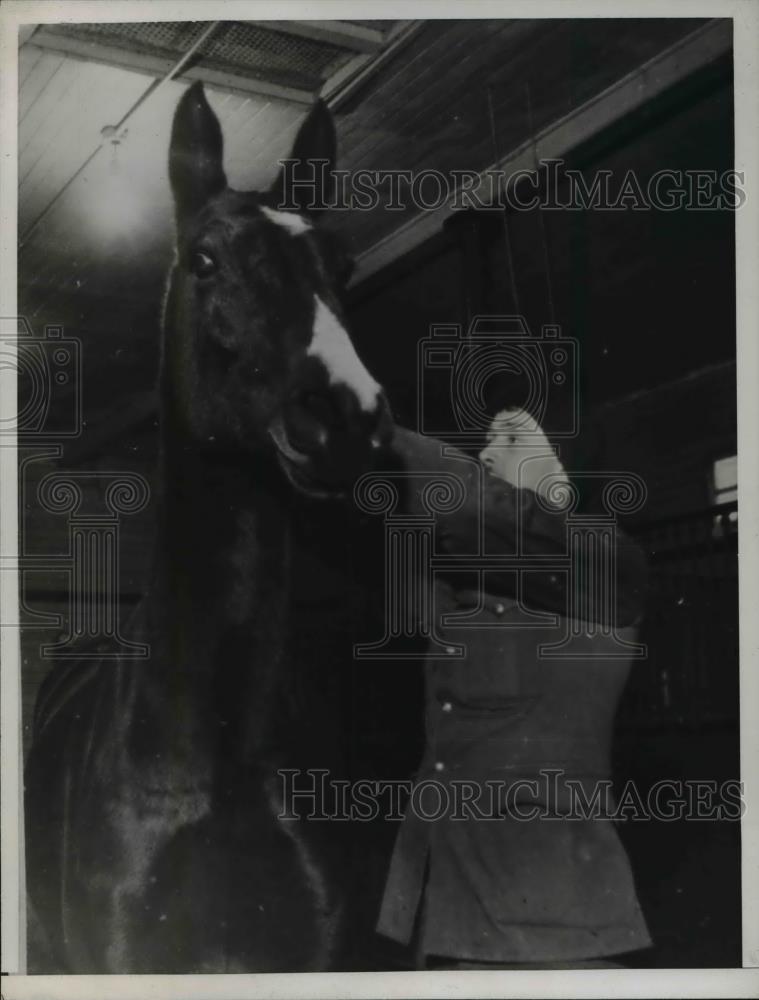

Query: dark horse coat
24;84;393;973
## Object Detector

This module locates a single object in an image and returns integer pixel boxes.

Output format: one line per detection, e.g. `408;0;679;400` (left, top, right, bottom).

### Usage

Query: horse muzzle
270;388;394;499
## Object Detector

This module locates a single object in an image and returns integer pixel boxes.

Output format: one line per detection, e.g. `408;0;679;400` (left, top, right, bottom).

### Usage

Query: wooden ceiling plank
27;29;317;105
400;19;705;183
215;91;238;112
342;19;543;168
220;97;272;151
20;64;96;186
19;44;44;87
337;21;480;157
18;50;66;122
322;20;425;109
347;22;559;178
321;52;373;103
168;62;315;106
19;58;81;157
235;108;303;186
259;20;385;54
335;18;713;249
336;21;481;134
215;93;260;141
405;22;564;134
221;101;276;181
19;62;147;222
350;19;733;286
18;24;39;48
335;44;438;154
223;100;304;182
223;94;255;127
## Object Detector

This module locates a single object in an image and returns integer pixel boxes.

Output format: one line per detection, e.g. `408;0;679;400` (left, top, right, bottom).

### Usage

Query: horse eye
189;250;217;279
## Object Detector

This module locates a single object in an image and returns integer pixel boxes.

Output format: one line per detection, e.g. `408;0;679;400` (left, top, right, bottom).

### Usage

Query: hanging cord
486;83;520;315
20;20;221;247
524;82;557;327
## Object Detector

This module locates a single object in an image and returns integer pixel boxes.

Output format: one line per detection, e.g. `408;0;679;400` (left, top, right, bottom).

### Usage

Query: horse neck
149;412;293;689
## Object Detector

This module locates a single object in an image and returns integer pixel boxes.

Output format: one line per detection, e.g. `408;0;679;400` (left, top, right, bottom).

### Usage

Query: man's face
478;409;568;496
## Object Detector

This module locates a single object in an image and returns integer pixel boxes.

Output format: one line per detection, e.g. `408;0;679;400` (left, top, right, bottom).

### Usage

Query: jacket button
434;761;445;772
441;701;453;713
494;602;505;615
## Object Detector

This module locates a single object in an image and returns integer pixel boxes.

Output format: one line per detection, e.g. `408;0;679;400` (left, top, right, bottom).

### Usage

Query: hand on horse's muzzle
275;386;394;496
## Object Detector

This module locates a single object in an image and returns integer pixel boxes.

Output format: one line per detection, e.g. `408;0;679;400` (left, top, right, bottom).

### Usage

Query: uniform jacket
376;428;651;963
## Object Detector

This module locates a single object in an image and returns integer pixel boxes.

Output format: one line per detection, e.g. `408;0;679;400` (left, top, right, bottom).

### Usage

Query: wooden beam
322;20;426;109
27;27;317;106
350;18;733;287
260;20;384;54
18;24;37;48
321;52;374;104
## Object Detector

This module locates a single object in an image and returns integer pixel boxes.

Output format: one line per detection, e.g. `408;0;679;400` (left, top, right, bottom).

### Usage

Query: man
377;408;651;968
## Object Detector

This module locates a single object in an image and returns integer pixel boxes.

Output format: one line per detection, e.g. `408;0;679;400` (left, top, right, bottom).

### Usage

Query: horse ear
270;99;336;216
169;82;227;220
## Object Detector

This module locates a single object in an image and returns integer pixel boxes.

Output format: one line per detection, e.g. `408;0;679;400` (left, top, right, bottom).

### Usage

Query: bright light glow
78;141;158;245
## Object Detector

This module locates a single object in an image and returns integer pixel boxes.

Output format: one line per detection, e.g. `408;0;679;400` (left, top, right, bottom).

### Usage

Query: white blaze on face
479;407;569;498
260;205;312;235
308;296;380;413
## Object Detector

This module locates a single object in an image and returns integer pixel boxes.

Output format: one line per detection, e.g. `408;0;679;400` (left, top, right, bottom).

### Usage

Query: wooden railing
619;501;738;727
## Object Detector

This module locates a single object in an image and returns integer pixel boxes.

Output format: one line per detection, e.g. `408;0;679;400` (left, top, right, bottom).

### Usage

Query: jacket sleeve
388;426;647;627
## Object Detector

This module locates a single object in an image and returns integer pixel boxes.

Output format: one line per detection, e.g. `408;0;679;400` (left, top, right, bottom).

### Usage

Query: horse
24;81;393;973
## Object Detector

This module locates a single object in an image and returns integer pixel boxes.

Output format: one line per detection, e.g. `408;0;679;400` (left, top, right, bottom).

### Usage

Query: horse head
163;82;393;497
